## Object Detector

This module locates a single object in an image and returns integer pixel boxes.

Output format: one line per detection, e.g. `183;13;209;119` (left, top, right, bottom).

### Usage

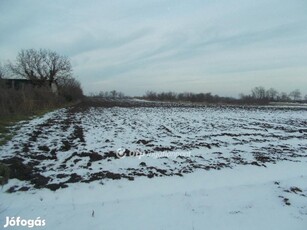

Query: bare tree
110;90;117;98
289;89;301;101
117;92;125;99
277;92;290;102
266;88;278;101
251;86;267;100
145;91;157;100
0;62;7;79
9;49;72;84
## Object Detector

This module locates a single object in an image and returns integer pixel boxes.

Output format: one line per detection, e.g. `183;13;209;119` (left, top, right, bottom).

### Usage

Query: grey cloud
65;27;154;57
1;0;307;96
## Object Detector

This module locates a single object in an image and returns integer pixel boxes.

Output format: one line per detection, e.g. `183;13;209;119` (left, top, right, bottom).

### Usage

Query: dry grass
0;86;66;145
0;85;65;116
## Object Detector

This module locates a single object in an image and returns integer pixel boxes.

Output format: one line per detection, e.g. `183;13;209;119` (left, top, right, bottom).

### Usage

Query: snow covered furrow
0;105;306;192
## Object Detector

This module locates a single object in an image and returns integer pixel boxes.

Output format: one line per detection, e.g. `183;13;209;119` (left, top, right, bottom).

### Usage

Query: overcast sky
1;0;307;96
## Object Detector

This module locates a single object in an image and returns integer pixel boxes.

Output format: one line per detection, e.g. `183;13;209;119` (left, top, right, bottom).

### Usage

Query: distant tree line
240;87;305;104
143;87;307;105
90;90;126;99
144;91;227;103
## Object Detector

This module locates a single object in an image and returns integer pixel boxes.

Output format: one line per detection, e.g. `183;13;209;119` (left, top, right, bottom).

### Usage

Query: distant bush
57;77;84;102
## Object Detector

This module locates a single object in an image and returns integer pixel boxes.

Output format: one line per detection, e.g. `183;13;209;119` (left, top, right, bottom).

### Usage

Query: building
0;78;58;95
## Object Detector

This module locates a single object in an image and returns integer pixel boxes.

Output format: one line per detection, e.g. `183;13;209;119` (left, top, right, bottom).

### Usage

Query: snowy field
1;104;307;229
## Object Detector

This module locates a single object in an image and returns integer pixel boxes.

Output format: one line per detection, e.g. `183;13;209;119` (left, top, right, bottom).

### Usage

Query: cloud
1;0;307;96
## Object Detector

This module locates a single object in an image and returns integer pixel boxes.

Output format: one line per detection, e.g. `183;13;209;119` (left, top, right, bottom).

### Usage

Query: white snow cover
0;105;307;229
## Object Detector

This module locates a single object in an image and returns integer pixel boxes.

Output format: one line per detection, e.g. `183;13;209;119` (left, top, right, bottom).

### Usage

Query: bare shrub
57;77;84;102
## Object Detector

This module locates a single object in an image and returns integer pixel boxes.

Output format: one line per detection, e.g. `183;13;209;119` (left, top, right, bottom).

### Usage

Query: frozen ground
0;102;307;229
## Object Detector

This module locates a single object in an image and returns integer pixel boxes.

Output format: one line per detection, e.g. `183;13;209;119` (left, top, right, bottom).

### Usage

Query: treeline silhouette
90;90;126;99
142;87;306;105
